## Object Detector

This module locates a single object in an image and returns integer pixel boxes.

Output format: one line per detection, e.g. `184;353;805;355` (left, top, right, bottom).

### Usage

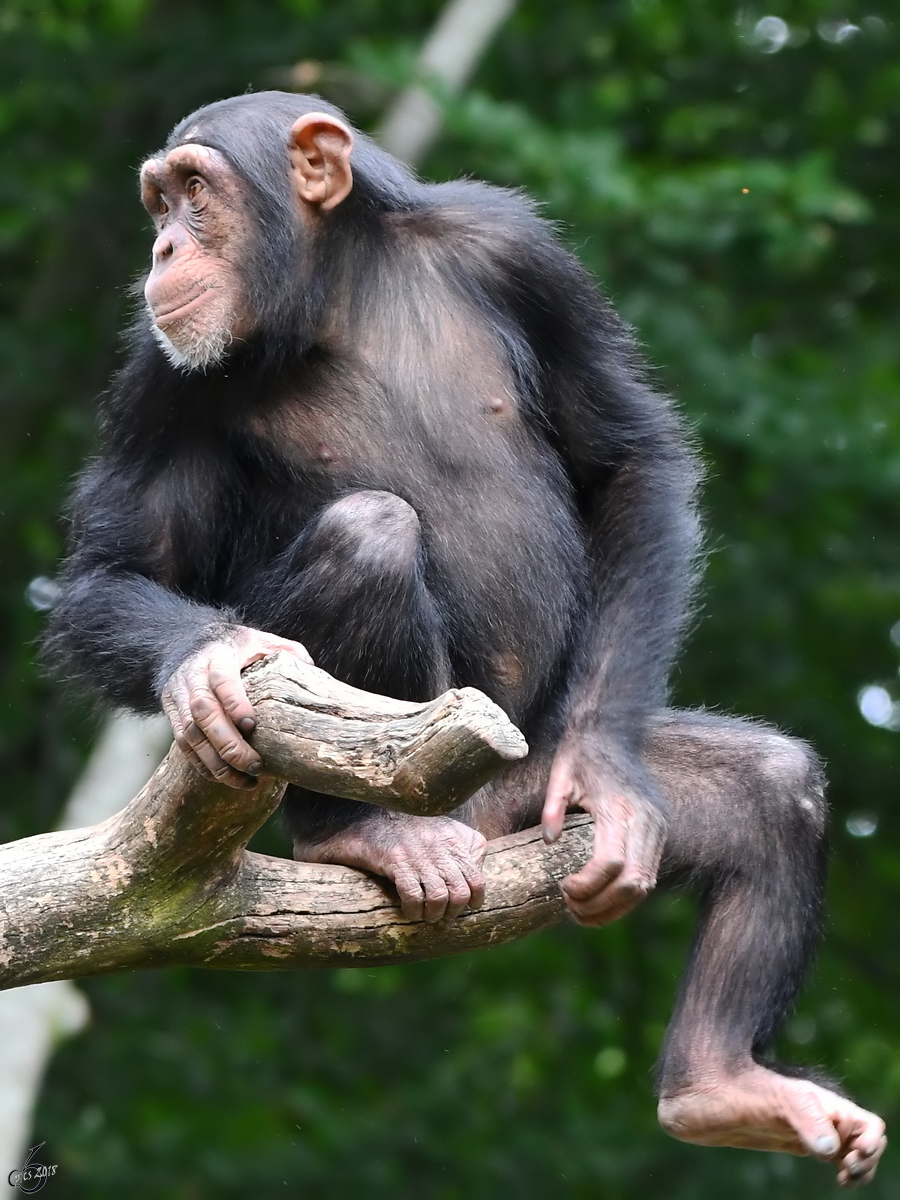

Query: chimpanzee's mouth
152;290;213;326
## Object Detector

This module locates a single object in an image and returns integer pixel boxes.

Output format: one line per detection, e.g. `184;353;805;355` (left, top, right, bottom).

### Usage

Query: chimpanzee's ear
288;113;354;211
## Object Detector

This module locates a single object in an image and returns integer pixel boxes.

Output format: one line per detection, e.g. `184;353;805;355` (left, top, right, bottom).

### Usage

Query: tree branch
0;653;587;990
377;0;518;166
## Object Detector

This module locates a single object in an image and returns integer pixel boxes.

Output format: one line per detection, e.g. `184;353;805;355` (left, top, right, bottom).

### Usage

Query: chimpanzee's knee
651;713;829;880
752;732;827;838
311;490;422;576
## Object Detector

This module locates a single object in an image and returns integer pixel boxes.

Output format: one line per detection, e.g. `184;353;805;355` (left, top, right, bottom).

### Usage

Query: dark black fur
48;92;828;1096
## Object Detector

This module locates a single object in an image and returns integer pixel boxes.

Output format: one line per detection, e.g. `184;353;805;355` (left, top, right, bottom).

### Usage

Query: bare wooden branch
0;653;586;991
246;653;528;815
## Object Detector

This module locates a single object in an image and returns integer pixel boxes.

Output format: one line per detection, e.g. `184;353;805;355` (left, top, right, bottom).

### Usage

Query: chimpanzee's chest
242;354;573;556
225;355;585;634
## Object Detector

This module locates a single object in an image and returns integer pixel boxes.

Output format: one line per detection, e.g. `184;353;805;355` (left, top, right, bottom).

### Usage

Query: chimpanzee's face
140;144;254;371
140;112;354;372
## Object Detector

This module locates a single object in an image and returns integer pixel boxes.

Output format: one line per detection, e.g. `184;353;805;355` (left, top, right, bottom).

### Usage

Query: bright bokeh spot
753;15;790;52
858;685;893;727
818;20;860;43
846;813;879;838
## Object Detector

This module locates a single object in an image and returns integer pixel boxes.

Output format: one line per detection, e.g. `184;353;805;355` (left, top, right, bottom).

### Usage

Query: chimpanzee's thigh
236;489;452;701
235;490;456;842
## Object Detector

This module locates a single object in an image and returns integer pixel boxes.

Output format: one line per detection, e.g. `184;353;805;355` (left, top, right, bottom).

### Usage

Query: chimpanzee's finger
419;865;452;922
161;689;185;741
188;673;262;778
831;1110;887;1186
562;807;626;901
390;860;426;922
838;1145;882;1189
541;759;575;843
180;743;218;783
165;680;228;783
175;662;257;788
165;672;198;746
181;719;254;787
564;874;653;926
208;645;257;734
182;728;258;789
438;857;474;919
453;840;487;909
275;636;314;665
164;690;215;782
568;802;660;923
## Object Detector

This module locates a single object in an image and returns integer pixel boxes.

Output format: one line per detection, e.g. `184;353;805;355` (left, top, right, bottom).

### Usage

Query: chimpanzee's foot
658;1063;886;1187
293;811;487;923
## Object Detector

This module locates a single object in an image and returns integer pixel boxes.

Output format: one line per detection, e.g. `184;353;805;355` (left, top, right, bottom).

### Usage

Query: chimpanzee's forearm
567;440;701;752
45;564;238;712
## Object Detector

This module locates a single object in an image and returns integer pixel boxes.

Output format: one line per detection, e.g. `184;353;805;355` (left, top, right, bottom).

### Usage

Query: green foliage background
2;0;899;1194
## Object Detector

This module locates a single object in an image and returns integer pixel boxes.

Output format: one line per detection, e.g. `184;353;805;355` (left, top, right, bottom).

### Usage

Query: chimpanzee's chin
150;317;231;374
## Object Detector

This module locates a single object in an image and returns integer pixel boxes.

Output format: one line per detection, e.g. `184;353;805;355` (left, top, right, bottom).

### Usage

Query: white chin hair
149;308;232;373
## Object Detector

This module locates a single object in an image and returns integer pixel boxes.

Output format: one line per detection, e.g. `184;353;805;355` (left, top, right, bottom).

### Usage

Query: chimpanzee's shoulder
395;179;557;250
391;178;590;302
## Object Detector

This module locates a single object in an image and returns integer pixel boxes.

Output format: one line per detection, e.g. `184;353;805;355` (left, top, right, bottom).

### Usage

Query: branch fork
0;652;592;989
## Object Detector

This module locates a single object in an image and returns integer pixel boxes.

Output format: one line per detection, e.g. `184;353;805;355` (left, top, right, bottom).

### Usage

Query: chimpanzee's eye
186;177;204;202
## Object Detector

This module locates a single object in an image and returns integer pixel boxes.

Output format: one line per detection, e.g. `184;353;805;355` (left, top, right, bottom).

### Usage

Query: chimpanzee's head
139;92;357;372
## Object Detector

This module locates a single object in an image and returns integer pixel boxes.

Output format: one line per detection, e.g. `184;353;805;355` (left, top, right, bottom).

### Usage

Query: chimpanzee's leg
476;709;885;1183
646;711;885;1186
237;490;488;921
240;489;451;700
238;489;453;843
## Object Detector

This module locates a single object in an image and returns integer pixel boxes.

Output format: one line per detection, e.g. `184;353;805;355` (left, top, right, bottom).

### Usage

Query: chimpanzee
47;92;885;1184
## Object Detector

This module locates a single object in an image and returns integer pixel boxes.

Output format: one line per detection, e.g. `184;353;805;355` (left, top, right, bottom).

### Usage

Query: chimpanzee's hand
295;811;488;923
541;738;667;927
161;626;313;788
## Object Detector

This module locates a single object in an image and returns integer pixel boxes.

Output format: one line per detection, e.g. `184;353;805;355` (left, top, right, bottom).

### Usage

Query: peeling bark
0;653;585;990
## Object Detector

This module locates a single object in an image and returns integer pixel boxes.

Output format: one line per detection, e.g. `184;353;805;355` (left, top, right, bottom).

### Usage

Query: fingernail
814;1134;839;1156
542;824;557;843
239;717;255;734
246;761;262;776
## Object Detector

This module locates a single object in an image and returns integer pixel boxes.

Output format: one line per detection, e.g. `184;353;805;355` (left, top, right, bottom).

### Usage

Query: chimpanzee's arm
486;218;701;766
470;203;702;921
48;456;314;791
46;460;239;713
547;347;701;788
